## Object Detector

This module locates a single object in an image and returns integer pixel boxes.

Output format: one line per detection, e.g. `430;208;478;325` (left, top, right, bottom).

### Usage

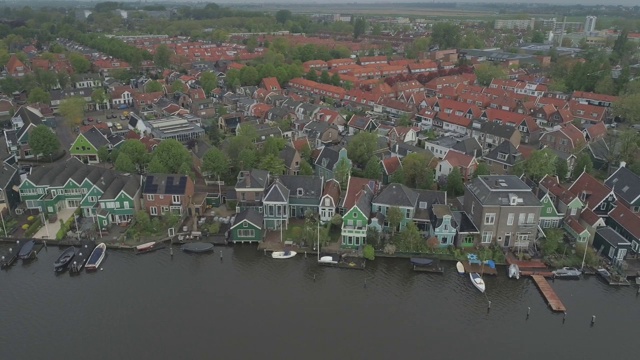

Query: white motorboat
456;261;465;275
470;272;486;293
552;267;581;279
272;250;297;259
318;255;338;264
508;264;520;280
85;243;106;271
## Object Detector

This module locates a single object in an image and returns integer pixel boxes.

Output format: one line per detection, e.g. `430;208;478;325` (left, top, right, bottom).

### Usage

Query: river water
1;244;638;360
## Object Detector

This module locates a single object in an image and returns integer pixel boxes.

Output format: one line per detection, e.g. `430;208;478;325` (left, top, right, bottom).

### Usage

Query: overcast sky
212;1;637;6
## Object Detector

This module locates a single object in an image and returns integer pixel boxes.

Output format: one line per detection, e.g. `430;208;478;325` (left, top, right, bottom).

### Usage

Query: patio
32;208;77;240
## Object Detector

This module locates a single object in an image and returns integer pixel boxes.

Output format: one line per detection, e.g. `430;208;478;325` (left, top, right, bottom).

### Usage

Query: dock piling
527;307;531;319
313;274;316;282
264;249;266;256
170;247;173;257
364;278;367;288
591;315;596;326
563;312;567;323
220;251;223;261
488;301;491;310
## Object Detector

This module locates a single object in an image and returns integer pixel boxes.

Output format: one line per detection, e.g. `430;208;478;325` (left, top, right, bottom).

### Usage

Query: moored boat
318;255;338;264
85;243;106;271
410;258;434;267
456;261;465;275
508;264;520;280
272;250;296;259
18;240;36;260
181;242;214;253
54;247;76;272
552;267;581;279
135;242;156;253
470;272;486;293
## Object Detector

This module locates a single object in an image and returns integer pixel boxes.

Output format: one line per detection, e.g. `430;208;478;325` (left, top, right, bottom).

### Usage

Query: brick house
142;174;195;216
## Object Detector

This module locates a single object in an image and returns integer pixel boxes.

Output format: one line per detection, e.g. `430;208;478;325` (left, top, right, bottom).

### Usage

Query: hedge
23;217;43;237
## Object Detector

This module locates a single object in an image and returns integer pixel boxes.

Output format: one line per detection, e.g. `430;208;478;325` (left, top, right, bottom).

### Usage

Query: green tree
34;69;58;91
170;80;186;94
199;72;218;95
387;206;404;237
353;17;366;39
154;44;172;69
57;72;70;89
531;31;545;43
115;153;136;173
594;77;615;95
146;80;163;93
262;136;286;157
473;162;490;178
431;22;461;49
69;53;91;73
363;156;382;180
116;139;150;173
28;125;60;158
519;149;557;182
389;167;405;184
346;131;378;167
555;157;568;180
149;139;193;174
402;152;434;189
97;146;110;163
334;157;351;189
397;221;423;252
330;73;341;86
59;96;86;126
474;63;507;86
319;70;331;85
572;153;593;179
542;228;563;255
275;10;292;24
201;147;229;179
258;153;285;174
446;167;465;196
305;68;318;82
27;87;51;104
239;66;259;86
91;88;109;111
299;159;314;175
613;93;640;123
363;244;375;260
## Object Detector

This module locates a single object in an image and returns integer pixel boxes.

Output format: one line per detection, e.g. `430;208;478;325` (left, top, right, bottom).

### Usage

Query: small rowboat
181;242;214;253
508;264;520;280
272;250;296;259
136;242;156;253
318;255;338;264
470;272;486;293
456;261;465;275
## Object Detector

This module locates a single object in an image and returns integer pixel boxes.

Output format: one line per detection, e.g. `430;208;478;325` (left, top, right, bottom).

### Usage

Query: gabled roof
608;202;640;239
279;145;299;167
583;121;607;141
261;77;281;91
264;178;289;202
587;138;609;161
479;121;517;139
230;208;263;230
0;163;18;188
484;141;521;166
143;174;190;195
443;150;475;168
539;175;578;206
373;183;418;208
558;123;586;148
235;169;269;189
381;156;402;176
314;146;344;170
80;127;109;150
322;179;341;205
466;175;540;206
451;137;482;157
568;171;613;210
565;216;587;235
604;166;640;205
13;106;44;140
279;175;322;199
341;176;377;209
579;207;602;226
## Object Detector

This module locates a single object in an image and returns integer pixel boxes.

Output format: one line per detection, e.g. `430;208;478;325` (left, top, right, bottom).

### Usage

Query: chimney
619;161;626;168
244;174;250;188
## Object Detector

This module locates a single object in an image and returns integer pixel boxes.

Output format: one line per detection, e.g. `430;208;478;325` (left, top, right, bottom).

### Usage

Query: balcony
516;222;538;230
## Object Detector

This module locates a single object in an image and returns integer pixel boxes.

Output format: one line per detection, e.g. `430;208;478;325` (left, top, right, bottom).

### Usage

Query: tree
594;77;615;95
346;131;378;167
149;139;193;174
275;10;292;24
334;157;351;189
28;125;60;158
59;96;86;126
387;206;403;237
57;72;70;89
320;70;331;85
262;136;286;157
363;244;375;260
34;69;58;91
555;157;568;180
201;147;229;179
69;53;91;73
299;160;314;175
473;162;490;178
389;167;405;184
542;228;563;255
116;139;150;173
531;31;545;43
446;167;465;196
520;149;557;181
258;153;285;174
572;153;593;179
239;66;259;86
363;156;382;180
199;72;218;95
353;17;366;39
237;148;258;170
97;146;110;163
474;63;507;86
91;88;109;111
146;80;163;93
27;87;50;104
330;73;341;86
154;44;173;70
305;68;318;82
613;93;640;124
170;80;186;94
430;23;461;49
402;152;434;189
115;153;136;173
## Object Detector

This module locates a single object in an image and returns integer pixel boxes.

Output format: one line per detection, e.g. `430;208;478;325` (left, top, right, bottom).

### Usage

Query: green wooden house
70;127;110;164
341;182;373;249
593;227;631;262
229;209;264;243
313;146;351;181
430;204;457;247
563;216;590;243
262;178;289;230
279;175;322;219
537;192;563;229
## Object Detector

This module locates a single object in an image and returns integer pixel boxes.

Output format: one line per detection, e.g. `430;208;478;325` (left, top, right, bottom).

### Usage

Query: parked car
118;104;128;110
115;123;123;130
106;122;113;128
120;115;126;120
82;119;90;126
86;117;94;122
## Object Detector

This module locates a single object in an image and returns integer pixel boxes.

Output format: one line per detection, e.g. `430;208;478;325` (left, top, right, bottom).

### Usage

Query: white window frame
507;213;514;226
484;213;496;225
518;213;526;225
481;231;493;244
527;213;535;224
172;195;180;204
150;206;158;215
147;194;154;201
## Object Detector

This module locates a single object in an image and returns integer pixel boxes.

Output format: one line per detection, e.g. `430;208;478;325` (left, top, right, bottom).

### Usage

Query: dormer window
297;188;303;196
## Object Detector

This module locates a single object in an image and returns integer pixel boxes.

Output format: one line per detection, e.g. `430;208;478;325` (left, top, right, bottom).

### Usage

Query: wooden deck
506;252;548;269
531;275;566;312
461;262;498;276
520;270;555;278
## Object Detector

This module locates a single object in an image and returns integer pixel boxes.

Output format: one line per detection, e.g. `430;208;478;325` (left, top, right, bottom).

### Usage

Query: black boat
410;258;434;266
18;240;36;260
54;247;76;272
181;242;214;253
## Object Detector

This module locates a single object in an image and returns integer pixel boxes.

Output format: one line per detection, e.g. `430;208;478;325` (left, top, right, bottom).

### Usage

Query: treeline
65;32;152;68
176;3;268;21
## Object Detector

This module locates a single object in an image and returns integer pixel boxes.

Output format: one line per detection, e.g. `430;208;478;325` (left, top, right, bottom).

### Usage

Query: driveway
53;116;76;151
32;208;77;240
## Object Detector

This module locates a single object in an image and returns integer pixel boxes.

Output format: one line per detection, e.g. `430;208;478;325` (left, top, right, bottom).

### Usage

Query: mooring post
44;241;47;250
488;301;491;310
264;249;266;256
364;278;367;288
305;251;307;258
170;246;173;257
591;315;596;325
220;250;223;261
313;274;316;282
563;312;567;323
527;307;531;319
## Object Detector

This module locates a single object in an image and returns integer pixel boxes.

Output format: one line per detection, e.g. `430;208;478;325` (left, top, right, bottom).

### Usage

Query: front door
617;248;627;261
504;233;511;247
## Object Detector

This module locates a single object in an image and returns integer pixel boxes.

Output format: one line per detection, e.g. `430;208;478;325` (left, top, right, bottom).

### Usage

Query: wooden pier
461;262;498;276
69;242;96;274
531;275;566;312
520;270;555;278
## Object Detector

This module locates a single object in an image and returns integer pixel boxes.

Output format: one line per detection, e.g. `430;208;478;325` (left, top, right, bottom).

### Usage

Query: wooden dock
521;270;555;278
531;275;566;312
69;241;96;274
461;262;498;276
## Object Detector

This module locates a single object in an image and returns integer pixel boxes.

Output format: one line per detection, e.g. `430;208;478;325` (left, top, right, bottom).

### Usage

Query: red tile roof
381;156;402;175
343;176;373;209
608;202;640;238
559;123;586;148
437;112;472;127
585;121;607;140
568;172;612;210
565;216;587;234
261;77;281;92
539;175;576;205
571;91;618;104
322;179;341;205
444;150;475;168
579;208;601;226
292;137;310;152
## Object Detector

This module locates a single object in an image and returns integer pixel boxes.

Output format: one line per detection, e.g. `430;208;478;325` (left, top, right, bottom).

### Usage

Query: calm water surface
1;244;638;360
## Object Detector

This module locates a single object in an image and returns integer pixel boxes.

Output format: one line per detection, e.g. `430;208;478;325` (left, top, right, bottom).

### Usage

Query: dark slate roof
305;121;330;140
143;174;189;195
393;142;431;157
128;116;139;129
548;148;572;161
466;175;540;206
280;175;322;199
451;137;482;157
107;134;124;147
95;171;117;192
14;106;44;139
298;103;319;115
452;211;479;233
373;183;418;208
605;166;640;204
266;107;292;120
480;121;517;139
231;208;263;229
314;146;343;170
587;138;609;161
4;130;17;147
484;140;521;166
279;145;298;167
355;185;374;218
193;139;212;159
82;127;109;149
264;179;289;202
235;169;269;189
0;163;17;188
121;176;141;198
596;227;631;246
414;189;447;220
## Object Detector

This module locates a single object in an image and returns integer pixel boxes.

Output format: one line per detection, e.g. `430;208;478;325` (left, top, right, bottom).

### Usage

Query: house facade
142;174;195;217
229;209;264;243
